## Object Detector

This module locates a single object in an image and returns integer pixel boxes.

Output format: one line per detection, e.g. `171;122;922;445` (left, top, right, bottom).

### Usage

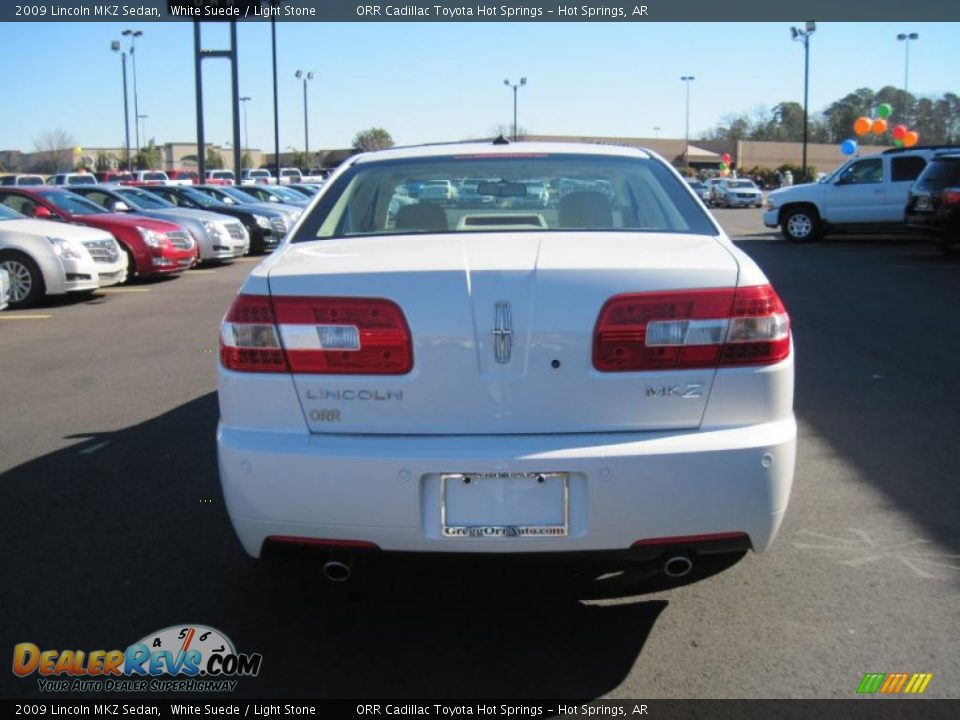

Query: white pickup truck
240;168;275;185
763;148;936;241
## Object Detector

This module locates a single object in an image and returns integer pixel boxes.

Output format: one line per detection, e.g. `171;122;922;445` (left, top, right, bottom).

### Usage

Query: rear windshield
920;158;960;185
295;154;715;241
142;172;167;181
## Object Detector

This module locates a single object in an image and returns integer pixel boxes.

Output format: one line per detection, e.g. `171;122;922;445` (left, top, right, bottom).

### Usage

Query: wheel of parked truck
0;250;45;309
781;206;823;242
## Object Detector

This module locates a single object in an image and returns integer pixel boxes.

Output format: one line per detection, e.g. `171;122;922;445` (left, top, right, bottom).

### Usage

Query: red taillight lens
942;188;960;206
720;284;791;366
593;284;790;372
220;294;288;372
273;297;412;374
219;294;413;375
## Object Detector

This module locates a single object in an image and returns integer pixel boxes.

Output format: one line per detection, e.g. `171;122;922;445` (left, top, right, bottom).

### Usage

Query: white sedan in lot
0;203;126;308
713;179;764;208
217;142;796;582
0;267;9;310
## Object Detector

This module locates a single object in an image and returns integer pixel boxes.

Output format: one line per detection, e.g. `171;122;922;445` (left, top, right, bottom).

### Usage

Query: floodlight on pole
791;21;816;182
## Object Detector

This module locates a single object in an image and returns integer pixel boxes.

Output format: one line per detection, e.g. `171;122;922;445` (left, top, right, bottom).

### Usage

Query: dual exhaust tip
320;554;693;583
663;554;694;578
322;557;352;583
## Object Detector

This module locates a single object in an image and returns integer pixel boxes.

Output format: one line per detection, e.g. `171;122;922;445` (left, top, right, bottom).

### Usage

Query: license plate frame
440;472;569;538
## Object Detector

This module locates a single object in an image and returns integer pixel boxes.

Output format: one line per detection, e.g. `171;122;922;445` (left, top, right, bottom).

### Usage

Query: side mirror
33;205;55;220
110;201;131;212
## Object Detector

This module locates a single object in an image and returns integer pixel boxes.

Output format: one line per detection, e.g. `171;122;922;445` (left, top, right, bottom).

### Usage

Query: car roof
350;141;654;165
5;185;60;195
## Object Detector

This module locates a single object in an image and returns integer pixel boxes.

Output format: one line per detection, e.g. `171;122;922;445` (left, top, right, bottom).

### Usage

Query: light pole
294;71;313;168
897;32;918;124
122;30;143;151
791;21;816;183
110;40;131;170
138;114;148;148
503;77;527;141
653;126;661;138
269;2;281;183
681;76;695;168
239;96;251;153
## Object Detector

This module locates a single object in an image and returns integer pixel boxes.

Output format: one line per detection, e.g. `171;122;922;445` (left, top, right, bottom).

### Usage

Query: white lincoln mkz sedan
217;142;796;583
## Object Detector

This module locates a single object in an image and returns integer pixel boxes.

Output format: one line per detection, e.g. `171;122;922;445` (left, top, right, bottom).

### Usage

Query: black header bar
2;0;959;23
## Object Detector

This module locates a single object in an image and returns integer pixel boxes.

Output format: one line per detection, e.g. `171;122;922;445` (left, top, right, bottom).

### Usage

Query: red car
0;187;196;278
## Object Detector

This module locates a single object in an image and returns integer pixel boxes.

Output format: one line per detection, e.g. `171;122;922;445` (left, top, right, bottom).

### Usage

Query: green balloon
893;138;904;147
719;162;728;170
877;103;892;119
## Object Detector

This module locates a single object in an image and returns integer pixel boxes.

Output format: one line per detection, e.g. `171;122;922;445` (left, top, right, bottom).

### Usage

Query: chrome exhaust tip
663;555;694;578
322;557;352;583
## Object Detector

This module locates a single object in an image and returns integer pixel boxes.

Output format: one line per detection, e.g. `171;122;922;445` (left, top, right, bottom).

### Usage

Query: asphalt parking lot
2;209;959;699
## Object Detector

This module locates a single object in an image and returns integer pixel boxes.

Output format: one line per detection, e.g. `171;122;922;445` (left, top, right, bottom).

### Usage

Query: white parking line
95;288;151;293
0;314;52;320
186;270;218;275
79;441;110;455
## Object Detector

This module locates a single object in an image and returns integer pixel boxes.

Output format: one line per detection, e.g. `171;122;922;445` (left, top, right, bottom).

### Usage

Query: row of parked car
1;166;330;188
0;181;324;309
763;146;960;252
680;146;959;253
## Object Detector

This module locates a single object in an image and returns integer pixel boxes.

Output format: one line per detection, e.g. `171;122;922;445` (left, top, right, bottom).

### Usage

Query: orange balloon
904;131;919;147
871;118;887;135
854;116;872;136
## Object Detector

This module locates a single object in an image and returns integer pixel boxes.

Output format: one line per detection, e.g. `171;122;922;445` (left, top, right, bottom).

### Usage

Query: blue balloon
840;139;858;155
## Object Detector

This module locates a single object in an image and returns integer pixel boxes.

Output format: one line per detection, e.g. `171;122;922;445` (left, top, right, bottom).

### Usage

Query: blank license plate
441;472;569;538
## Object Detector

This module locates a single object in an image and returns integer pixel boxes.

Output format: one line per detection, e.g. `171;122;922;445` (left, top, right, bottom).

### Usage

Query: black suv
906;152;960;254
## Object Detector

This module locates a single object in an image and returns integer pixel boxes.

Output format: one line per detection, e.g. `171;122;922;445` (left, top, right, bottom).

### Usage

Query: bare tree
351;128;395;153
32;129;75;173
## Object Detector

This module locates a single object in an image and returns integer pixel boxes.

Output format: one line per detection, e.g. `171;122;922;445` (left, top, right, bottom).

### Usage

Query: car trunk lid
267;232;740;434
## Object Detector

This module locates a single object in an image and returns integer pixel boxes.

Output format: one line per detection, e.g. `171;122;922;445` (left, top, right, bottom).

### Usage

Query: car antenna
492;135;511;145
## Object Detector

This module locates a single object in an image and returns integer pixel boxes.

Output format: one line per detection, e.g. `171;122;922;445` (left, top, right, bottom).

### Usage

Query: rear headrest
558;190;613;229
394;203;448;232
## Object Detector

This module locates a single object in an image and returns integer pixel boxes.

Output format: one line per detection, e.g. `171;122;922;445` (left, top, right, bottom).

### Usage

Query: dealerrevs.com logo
13;624;262;693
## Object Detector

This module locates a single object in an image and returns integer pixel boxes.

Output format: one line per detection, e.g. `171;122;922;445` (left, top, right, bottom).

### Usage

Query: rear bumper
762;209;780;228
906;211;953;236
218;419;796;558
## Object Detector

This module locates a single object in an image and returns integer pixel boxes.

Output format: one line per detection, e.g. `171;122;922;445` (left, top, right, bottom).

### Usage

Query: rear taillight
593;284;790;372
220;294;287;372
942;188;960;206
220;294;413;374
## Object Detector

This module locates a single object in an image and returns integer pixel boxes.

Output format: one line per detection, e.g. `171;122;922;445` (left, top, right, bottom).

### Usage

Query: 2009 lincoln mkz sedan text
216;141;796;582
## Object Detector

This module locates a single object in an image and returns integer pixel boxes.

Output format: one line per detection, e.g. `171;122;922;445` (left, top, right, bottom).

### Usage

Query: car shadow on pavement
0;391;726;699
737;239;960;565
